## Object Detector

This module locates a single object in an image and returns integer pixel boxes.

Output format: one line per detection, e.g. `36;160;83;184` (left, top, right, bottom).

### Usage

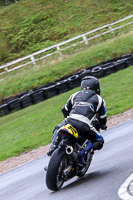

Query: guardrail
0;14;133;75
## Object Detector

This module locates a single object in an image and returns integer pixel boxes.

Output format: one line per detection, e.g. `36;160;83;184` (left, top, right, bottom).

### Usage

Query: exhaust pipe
66;146;73;154
66;146;77;162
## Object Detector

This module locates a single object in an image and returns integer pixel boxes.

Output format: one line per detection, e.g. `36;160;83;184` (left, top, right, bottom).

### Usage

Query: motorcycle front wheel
46;149;67;191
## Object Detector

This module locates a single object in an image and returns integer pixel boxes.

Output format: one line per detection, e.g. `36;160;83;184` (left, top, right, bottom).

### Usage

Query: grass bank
0;0;133;63
0;31;133;99
0;65;133;161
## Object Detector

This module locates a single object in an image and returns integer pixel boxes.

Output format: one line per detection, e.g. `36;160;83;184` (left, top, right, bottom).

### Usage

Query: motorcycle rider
47;76;107;164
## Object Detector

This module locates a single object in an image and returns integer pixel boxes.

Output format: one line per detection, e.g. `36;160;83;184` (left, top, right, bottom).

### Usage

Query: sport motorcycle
45;124;94;191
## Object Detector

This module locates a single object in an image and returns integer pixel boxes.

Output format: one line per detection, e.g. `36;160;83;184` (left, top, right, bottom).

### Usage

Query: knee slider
93;138;104;150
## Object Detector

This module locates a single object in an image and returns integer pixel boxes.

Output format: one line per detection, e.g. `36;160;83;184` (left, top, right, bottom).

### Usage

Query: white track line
118;173;133;200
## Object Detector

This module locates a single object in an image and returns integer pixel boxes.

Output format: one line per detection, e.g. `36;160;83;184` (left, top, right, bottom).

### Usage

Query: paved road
0;119;133;200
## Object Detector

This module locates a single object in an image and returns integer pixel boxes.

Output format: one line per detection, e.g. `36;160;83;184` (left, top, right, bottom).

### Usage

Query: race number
64;124;78;139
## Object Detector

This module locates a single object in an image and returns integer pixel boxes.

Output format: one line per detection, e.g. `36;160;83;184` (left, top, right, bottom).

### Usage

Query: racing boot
47;129;60;156
47;121;67;156
78;141;93;165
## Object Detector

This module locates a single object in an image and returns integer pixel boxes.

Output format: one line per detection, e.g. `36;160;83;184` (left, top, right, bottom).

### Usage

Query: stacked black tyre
0;53;133;117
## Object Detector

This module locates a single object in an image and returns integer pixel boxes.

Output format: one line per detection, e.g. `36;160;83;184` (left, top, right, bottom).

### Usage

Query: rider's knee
93;138;104;150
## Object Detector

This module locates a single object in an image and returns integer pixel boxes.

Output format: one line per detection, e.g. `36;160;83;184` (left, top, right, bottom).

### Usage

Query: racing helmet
81;76;101;95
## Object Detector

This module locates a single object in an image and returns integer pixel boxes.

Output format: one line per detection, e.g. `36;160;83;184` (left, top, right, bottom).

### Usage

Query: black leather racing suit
59;88;107;150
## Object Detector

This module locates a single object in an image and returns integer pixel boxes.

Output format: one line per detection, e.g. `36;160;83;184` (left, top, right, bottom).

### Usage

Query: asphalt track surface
0;119;133;200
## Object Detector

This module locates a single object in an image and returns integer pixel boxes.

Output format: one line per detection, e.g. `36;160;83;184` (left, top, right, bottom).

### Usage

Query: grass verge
0;65;133;161
0;0;133;63
0;31;133;99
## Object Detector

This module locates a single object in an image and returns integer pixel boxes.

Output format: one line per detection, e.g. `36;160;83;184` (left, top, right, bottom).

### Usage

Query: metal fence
0;14;133;75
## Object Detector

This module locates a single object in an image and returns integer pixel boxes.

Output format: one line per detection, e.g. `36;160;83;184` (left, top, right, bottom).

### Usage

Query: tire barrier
126;55;133;66
74;69;91;79
113;59;128;71
119;53;133;59
1;96;16;105
91;66;103;78
30;89;45;104
20;93;33;108
43;84;58;99
102;62;116;75
8;98;22;111
17;91;29;98
0;53;133;117
68;75;81;89
0;104;9;117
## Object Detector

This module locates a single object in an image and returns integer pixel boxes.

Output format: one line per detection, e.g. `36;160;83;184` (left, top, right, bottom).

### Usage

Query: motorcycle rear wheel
46;149;67;191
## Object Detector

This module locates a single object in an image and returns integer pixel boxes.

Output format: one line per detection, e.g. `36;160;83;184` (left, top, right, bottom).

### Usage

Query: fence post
108;24;114;34
57;46;63;56
31;56;36;65
83;35;88;44
5;66;8;72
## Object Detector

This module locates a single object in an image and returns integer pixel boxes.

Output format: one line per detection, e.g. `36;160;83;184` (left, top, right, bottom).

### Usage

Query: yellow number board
64;124;78;139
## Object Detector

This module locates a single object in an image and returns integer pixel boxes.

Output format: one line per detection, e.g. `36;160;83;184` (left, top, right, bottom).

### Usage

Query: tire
89;64;99;69
79;69;91;79
30;89;45;104
0;104;10;117
20;93;33;108
91;66;103;78
103;65;116;75
126;55;133;66
46;149;67;191
77;152;93;177
56;79;69;94
114;60;127;71
74;69;91;79
119;54;132;59
1;96;15;104
8;98;22;111
68;75;80;89
43;84;57;99
101;62;114;68
17;91;29;98
102;62;116;75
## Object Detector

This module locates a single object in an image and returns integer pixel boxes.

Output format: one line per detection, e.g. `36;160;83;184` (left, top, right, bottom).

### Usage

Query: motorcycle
45;123;94;191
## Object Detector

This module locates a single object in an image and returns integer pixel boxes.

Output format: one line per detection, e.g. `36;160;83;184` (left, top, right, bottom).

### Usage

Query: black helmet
81;76;101;95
